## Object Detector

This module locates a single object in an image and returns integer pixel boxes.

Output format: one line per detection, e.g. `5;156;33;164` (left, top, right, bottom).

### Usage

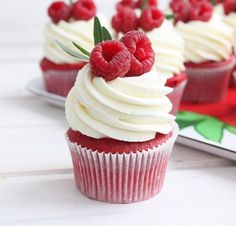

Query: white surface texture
0;0;236;225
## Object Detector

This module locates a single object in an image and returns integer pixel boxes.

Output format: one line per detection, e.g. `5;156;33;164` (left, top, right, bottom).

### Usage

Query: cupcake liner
43;69;79;97
168;79;187;116
183;56;236;103
66;124;179;204
231;70;236;87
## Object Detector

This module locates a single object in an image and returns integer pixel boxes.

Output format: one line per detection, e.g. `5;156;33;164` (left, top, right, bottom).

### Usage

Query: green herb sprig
56;17;112;60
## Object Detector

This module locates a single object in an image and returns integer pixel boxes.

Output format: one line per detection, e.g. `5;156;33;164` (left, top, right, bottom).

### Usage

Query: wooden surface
0;1;236;225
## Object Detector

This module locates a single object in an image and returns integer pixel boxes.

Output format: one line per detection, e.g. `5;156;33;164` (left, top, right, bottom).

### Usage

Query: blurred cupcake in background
40;0;110;97
214;0;236;87
111;0;187;115
170;0;235;102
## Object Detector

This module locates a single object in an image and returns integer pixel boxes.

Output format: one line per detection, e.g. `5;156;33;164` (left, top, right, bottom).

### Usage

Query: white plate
27;78;65;108
27;79;236;161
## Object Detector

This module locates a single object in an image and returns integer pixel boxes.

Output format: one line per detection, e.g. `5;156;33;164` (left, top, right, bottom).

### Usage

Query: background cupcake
214;0;236;87
40;0;110;97
111;0;187;115
61;20;179;203
170;0;235;102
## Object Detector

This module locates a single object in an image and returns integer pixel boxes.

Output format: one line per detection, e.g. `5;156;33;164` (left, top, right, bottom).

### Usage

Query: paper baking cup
183;57;236;103
66;124;179;204
43;70;79;97
168;79;187;116
231;70;236;87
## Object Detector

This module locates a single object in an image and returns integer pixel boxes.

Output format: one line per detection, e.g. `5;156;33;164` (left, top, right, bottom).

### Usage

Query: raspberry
89;41;131;81
223;0;236;15
71;0;96;21
136;0;158;8
48;1;71;24
189;1;213;22
170;0;192;23
121;31;155;76
116;0;136;11
139;8;164;31
112;7;138;34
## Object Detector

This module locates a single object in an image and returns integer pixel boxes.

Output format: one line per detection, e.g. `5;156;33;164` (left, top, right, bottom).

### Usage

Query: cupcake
214;1;236;87
62;18;178;203
170;0;235;102
40;0;109;97
111;0;187;115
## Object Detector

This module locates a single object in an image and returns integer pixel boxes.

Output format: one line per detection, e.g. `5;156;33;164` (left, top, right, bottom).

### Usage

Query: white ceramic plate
27;78;65;108
27;78;236;161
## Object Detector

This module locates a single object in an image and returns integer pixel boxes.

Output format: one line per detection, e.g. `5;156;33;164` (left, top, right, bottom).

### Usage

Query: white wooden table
1;1;236;225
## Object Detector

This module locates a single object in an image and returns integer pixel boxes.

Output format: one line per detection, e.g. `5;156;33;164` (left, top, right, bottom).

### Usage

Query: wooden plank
0;125;233;175
1;167;236;226
0;63;40;97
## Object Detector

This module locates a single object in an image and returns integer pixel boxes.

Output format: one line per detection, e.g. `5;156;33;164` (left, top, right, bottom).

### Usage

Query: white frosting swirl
44;15;109;64
66;65;175;142
176;13;234;63
214;4;236;50
147;20;185;79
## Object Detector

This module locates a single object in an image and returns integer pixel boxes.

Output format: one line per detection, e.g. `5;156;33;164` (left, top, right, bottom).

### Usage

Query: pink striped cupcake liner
168;79;187;116
43;70;79;97
66;124;179;204
183;57;236;102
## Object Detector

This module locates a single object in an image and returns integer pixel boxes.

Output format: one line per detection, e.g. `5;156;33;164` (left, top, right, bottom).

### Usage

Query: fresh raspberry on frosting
189;0;213;22
116;0;136;10
112;7;138;33
48;1;71;24
121;31;155;76
71;0;96;21
170;0;192;23
170;0;213;23
223;0;236;15
139;7;164;31
89;40;131;81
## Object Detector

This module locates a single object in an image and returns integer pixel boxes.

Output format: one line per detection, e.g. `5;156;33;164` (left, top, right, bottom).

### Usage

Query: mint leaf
72;42;91;57
211;0;217;6
141;0;148;10
226;125;236;134
165;14;175;20
194;118;224;143
94;17;103;45
102;27;112;41
177;111;207;121
56;41;89;61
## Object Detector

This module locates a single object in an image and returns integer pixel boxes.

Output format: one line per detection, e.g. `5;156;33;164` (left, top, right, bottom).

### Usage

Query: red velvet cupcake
41;58;86;97
40;0;106;97
171;0;235;102
183;55;235;102
111;1;187;115
63;26;178;203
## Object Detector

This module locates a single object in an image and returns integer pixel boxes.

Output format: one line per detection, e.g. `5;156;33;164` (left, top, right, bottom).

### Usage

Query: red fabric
180;88;236;127
166;71;187;88
67;129;172;154
40;58;87;72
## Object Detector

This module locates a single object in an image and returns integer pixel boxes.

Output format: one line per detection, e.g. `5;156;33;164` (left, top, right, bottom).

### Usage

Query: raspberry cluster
112;0;164;33
57;16;155;80
90;31;155;80
170;0;213;23
48;0;96;24
222;0;236;15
